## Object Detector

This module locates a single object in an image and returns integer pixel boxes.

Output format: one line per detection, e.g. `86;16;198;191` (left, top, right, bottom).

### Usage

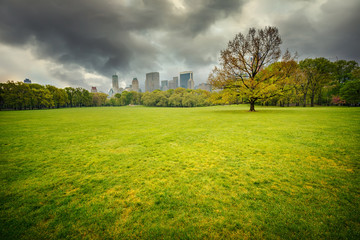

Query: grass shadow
205;109;294;115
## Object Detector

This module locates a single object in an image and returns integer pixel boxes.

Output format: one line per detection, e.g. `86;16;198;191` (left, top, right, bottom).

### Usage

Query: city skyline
0;0;359;93
106;70;206;93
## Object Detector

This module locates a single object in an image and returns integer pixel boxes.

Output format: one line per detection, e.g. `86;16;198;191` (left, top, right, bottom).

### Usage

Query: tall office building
161;80;169;91
145;72;160;92
188;78;194;90
180;71;193;89
112;74;119;91
132;78;139;92
169;77;178;89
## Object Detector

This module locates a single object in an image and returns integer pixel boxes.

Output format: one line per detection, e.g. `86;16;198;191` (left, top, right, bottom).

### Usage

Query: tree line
211;58;360;108
0;82;108;110
269;58;360;107
0;81;214;110
141;88;211;107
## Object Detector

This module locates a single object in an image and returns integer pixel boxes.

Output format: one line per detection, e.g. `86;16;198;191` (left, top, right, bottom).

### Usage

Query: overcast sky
0;0;359;92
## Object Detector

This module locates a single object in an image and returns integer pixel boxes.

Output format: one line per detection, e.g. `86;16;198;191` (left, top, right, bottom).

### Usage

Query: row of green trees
141;88;211;107
211;58;360;107
210;58;360;108
106;91;142;106
257;58;360;107
102;89;212;107
0;81;108;110
296;58;359;107
0;81;213;110
0;81;214;110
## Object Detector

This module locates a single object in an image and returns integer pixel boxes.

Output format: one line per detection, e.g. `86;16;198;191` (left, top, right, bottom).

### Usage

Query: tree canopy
299;58;334;107
209;26;297;111
0;81;105;110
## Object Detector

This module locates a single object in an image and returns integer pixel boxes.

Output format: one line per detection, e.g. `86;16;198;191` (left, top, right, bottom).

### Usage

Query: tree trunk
317;88;322;106
310;94;315;107
303;93;307;107
249;101;255;111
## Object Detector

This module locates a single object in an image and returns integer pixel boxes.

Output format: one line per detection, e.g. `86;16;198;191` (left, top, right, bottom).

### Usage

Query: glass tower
112;74;119;90
179;71;193;89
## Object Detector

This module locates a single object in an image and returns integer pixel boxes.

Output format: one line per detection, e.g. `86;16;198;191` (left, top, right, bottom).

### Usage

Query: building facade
145;72;160;92
112;74;119;91
168;77;178;89
161;80;169;91
132;78;139;92
188;78;194;90
196;83;212;92
180;71;193;89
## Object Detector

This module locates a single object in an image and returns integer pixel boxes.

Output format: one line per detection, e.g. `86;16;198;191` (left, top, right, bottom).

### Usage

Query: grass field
0;105;359;239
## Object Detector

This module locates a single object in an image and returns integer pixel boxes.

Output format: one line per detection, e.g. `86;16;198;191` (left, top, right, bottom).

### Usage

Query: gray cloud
180;0;244;36
276;0;360;61
1;0;139;74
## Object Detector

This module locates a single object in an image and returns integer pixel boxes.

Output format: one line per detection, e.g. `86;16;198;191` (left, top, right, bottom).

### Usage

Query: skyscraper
132;78;139;92
168;76;178;89
188;78;194;90
161;80;169;91
112;74;119;91
180;71;193;89
196;83;212;92
145;72;160;92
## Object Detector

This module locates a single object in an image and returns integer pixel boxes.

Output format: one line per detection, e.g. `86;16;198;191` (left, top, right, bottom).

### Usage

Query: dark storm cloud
48;65;86;88
0;0;245;80
181;0;244;35
0;0;139;75
276;0;360;62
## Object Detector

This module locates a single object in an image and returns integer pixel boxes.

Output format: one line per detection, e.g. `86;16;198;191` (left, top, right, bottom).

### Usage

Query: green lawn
1;105;359;239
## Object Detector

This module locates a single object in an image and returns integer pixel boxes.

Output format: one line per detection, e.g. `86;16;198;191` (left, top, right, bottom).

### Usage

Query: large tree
46;85;68;108
333;60;359;84
340;79;360;106
91;92;108;106
299;58;333;107
209;26;296;111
